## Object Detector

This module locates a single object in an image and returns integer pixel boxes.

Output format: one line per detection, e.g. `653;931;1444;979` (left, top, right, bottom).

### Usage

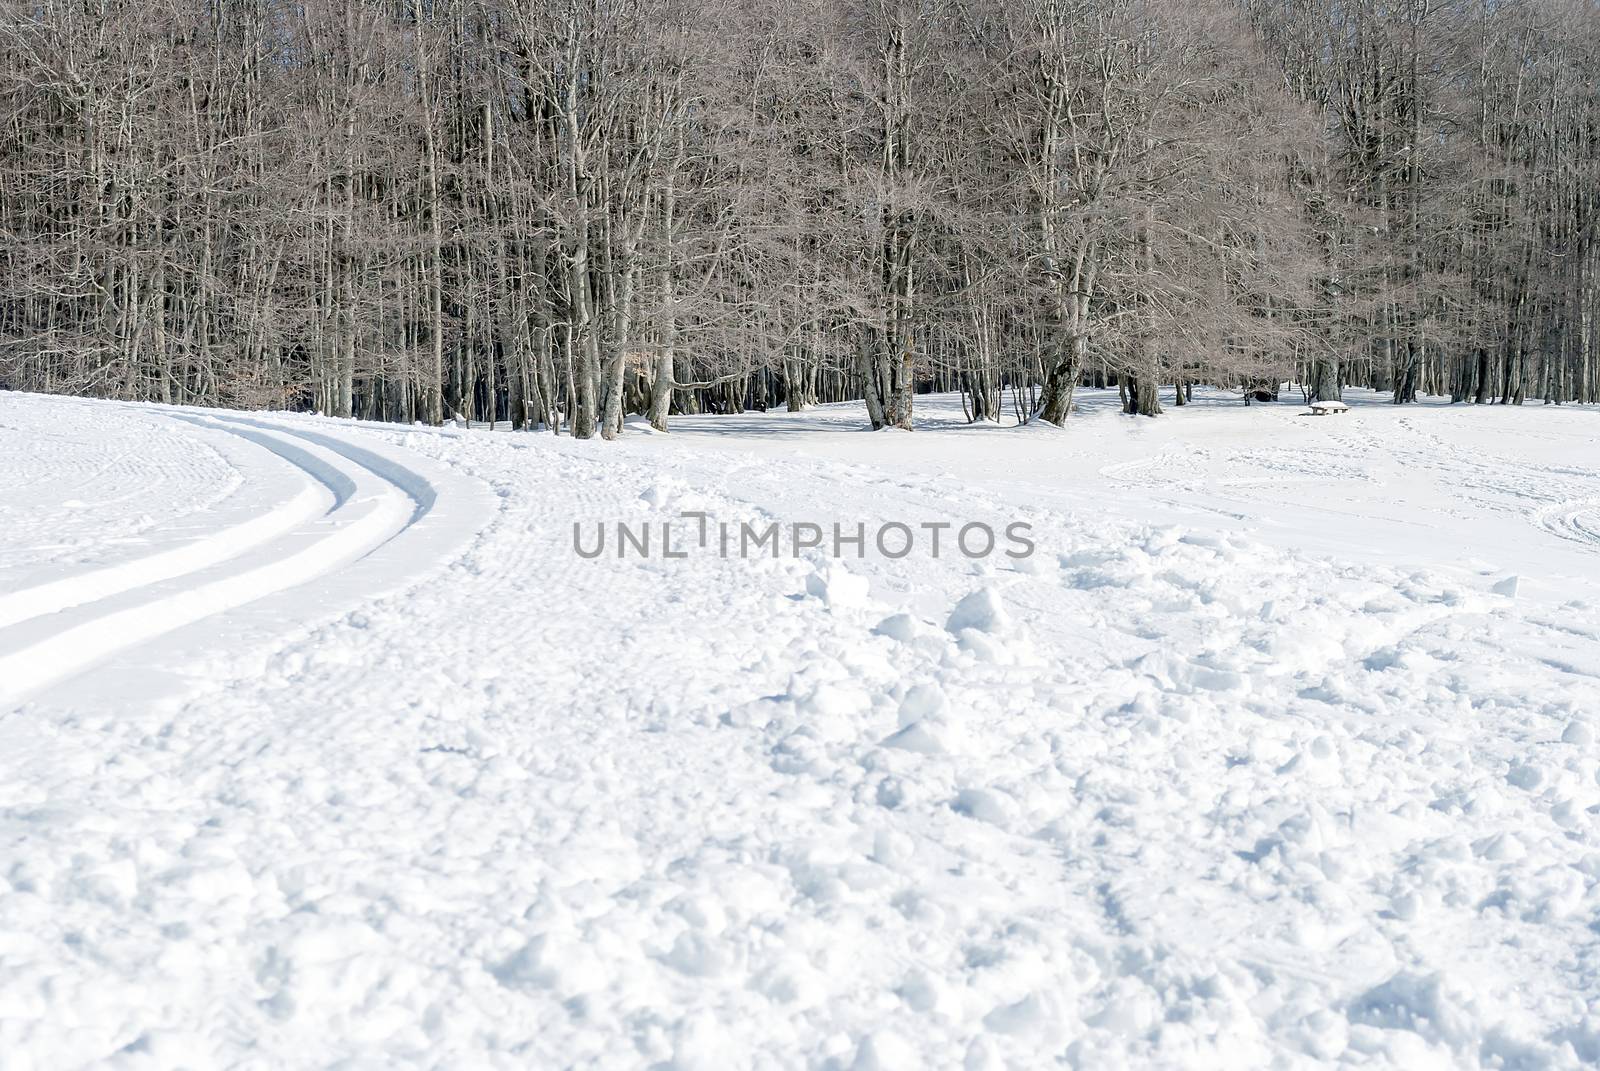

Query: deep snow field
2;387;1600;1070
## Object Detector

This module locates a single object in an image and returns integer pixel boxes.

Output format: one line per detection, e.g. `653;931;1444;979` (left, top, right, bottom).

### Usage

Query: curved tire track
1536;498;1600;552
0;414;435;706
0;418;343;631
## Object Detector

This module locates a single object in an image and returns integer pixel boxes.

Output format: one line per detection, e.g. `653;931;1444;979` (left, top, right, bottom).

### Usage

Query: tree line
1;0;1596;434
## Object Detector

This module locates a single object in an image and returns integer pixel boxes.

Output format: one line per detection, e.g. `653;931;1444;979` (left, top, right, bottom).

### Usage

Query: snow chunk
1087;978;1162;1036
1348;971;1479;1049
1475;832;1525;863
800;680;869;718
752;956;826;1006
881;683;956;754
881;721;944;755
982;991;1061;1039
1491;575;1520;597
1505;761;1545;791
663;930;733;977
852;1029;917;1071
492;937;558;990
895;968;947;1014
872;613;922;642
951;788;1014;827
897;683;948;726
945;588;1010;635
805;565;871;609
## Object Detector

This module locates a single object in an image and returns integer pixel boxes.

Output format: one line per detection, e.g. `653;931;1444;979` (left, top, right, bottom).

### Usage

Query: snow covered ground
2;387;1599;1070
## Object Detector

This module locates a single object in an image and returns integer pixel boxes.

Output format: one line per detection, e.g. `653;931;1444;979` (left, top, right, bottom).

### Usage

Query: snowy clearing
3;388;1600;1070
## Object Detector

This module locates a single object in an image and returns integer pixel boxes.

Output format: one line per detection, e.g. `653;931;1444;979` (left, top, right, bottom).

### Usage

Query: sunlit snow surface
2;388;1599;1069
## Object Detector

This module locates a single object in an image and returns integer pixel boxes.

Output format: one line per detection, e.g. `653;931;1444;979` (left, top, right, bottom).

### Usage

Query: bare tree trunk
412;0;445;426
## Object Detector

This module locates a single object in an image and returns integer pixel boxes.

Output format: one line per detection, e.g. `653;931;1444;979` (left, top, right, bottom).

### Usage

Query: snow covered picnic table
1309;399;1351;415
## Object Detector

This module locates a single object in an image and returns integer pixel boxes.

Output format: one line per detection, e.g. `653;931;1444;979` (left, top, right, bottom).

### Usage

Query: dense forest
1;0;1596;434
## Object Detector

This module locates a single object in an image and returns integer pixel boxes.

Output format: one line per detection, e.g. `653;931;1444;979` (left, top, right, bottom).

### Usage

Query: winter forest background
1;0;1597;436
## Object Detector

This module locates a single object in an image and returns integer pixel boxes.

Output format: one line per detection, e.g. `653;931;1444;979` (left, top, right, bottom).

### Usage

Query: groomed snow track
0;412;436;705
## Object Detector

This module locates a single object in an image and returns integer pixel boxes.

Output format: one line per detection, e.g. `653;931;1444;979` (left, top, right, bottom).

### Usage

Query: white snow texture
2;388;1600;1070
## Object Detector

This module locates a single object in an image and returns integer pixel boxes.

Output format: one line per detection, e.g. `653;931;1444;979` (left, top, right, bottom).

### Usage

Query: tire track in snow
1535;498;1600;551
0;413;435;706
1351;414;1600;545
0;400;244;578
0;420;340;631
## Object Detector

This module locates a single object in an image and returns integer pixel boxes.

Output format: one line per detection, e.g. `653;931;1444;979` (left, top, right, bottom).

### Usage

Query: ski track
0;411;434;705
2;391;1600;1069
